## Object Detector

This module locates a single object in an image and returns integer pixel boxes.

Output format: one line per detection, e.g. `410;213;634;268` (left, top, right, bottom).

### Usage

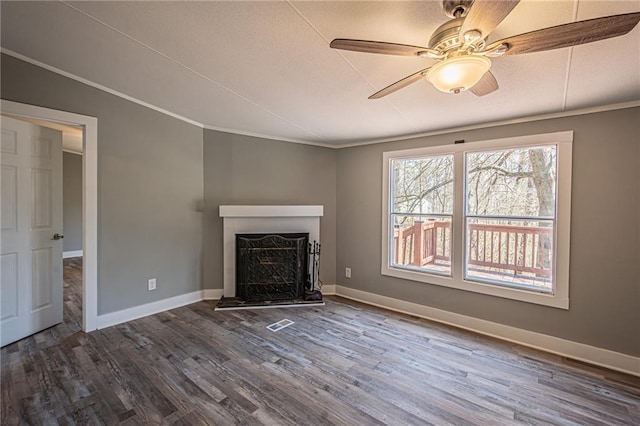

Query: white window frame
381;131;573;309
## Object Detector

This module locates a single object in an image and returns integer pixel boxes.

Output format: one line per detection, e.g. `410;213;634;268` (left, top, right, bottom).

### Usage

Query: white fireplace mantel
219;205;323;218
219;205;323;297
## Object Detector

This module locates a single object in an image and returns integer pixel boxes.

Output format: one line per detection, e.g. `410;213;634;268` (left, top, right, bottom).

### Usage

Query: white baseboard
63;250;83;259
96;286;322;330
203;289;224;300
93;283;638;376
334;286;640;377
320;284;336;295
97;290;204;329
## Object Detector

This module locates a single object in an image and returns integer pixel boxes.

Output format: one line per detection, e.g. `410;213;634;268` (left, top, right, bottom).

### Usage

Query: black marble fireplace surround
235;233;309;302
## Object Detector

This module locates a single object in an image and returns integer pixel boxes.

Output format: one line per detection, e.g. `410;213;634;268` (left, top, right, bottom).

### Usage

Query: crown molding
201;124;336;148
337;100;640;148
2;48;205;128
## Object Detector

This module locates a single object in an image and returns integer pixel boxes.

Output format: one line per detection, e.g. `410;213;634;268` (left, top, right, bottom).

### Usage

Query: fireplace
236;233;308;302
217;205;325;309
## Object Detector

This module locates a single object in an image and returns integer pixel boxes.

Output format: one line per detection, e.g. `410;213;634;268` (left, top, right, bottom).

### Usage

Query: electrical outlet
148;278;157;291
345;267;351;278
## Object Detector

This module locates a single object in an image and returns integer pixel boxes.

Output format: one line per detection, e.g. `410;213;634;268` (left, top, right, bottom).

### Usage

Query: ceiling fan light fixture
426;55;491;93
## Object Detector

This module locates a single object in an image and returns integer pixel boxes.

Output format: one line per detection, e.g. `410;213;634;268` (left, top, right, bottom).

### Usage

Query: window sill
382;266;569;309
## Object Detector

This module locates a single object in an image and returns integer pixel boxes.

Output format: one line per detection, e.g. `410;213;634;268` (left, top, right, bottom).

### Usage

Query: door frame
2;100;98;332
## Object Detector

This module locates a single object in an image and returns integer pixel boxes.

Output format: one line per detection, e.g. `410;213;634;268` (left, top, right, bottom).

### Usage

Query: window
391;154;453;276
465;146;556;292
382;132;572;309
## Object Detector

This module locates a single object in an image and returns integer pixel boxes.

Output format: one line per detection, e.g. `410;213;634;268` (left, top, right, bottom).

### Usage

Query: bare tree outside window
466;147;556;218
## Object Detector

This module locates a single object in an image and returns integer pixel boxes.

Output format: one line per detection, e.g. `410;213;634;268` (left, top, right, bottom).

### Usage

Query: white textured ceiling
2;1;639;146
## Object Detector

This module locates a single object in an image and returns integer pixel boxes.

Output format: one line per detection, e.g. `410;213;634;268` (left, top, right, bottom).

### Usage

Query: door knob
51;233;64;240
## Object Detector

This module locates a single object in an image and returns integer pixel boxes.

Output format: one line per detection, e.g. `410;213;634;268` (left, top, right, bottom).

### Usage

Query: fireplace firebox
235;233;308;302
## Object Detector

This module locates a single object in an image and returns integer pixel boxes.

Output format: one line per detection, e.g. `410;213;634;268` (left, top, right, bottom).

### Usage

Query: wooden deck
1;259;639;425
394;221;554;290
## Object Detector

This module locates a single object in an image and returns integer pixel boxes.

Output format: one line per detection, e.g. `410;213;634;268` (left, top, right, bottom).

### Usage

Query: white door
1;116;63;347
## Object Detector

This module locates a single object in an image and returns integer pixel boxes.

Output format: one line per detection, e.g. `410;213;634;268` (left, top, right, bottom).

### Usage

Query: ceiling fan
330;0;640;99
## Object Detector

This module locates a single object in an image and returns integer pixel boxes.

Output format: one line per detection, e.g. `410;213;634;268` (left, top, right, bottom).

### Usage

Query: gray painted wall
2;54;204;315
63;151;83;253
203;130;337;290
336;107;640;356
3;53;637;358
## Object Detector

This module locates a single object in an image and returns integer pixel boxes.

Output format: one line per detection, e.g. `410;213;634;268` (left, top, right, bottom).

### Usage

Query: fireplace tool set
305;240;323;301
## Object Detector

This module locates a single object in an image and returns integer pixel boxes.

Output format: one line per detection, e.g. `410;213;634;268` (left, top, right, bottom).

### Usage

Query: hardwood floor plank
221;357;341;425
259;360;389;425
347;362;482;425
109;347;178;418
2;259;639;425
265;356;420;425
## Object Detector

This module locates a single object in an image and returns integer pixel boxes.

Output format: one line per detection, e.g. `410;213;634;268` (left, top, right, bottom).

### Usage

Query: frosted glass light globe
427;55;492;94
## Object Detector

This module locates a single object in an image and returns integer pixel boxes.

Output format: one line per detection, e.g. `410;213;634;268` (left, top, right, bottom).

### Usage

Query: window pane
466;218;553;292
392;155;454;215
466;146;556;217
392;215;451;275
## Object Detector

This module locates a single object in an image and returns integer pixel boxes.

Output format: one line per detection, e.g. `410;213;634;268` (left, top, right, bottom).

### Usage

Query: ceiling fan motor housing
428;18;485;54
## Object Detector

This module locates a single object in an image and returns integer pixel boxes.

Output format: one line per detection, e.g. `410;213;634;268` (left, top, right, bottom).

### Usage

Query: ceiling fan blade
369;68;431;99
486;12;640;56
460;0;520;40
470;71;499;97
330;39;438;57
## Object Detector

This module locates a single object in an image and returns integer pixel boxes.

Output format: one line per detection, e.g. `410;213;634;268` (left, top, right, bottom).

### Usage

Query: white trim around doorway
1;100;98;332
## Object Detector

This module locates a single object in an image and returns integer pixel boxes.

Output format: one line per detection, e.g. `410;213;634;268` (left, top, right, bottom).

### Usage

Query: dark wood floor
2;259;639;425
